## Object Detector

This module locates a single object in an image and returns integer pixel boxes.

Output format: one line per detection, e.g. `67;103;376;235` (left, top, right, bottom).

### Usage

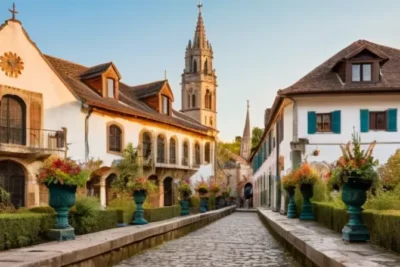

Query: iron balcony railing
169;156;176;165
181;157;188;166
0;127;66;151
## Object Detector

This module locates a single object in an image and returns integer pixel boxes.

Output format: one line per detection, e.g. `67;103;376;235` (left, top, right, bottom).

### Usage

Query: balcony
0;128;66;160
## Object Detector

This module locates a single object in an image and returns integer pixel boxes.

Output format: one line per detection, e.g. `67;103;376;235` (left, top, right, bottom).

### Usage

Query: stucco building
0;4;218;208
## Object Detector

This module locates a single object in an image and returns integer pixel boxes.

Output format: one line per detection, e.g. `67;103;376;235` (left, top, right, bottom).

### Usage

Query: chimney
264;108;271;128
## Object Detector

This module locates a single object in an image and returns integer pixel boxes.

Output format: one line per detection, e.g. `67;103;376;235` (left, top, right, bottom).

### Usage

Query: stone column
100;181;106;208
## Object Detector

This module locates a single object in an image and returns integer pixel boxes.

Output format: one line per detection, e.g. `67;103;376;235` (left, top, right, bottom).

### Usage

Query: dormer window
162;95;170;115
107;78;115;98
352;63;372;82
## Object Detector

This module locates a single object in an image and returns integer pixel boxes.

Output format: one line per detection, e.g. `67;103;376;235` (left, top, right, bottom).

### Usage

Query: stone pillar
100;181;106;208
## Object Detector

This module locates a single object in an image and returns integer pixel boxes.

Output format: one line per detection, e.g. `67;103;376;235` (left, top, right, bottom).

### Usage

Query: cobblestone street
116;212;298;267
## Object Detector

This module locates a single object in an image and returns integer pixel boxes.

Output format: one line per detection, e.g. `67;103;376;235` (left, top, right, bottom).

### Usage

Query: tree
219;138;241;155
378;149;400;189
251;127;263;150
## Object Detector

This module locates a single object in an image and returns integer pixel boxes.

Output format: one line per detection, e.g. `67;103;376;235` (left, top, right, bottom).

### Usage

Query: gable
160;82;174;101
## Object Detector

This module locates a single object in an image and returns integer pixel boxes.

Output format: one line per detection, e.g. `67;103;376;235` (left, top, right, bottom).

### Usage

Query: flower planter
341;176;372;242
286;186;297;219
299;183;314;220
47;183;77;241
132;190;148;225
180;192;190;216
200;195;208;213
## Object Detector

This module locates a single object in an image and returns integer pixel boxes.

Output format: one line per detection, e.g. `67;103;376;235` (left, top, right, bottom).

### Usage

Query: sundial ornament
0;52;24;78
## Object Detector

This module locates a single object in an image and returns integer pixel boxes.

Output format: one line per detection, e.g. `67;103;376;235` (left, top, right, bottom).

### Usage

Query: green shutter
307;111;317;134
360;109;369;132
331;110;341;134
387;108;397;132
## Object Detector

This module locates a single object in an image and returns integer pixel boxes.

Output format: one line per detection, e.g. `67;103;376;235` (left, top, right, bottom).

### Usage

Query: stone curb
0;206;235;267
258;208;400;267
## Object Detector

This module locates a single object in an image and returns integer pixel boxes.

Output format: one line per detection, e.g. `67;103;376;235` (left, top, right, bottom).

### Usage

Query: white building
0;4;218;208
251;40;400;212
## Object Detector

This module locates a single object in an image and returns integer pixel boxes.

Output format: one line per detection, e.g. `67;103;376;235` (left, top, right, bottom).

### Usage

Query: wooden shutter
30;102;42;146
387;108;397;132
331;110;341;134
360;109;369;133
307;111;317;134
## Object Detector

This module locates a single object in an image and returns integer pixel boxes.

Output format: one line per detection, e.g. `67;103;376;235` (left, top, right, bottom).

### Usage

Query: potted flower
195;179;209;213
38;157;87;240
294;163;319;220
281;171;297;219
336;131;378;242
127;177;156;225
178;180;192;216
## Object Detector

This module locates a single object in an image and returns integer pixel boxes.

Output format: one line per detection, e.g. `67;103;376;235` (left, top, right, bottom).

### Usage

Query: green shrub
208;196;216;210
144;205;180;222
69;196;102;234
108;195;135;225
0;213;54;251
189;196;200;208
311;178;329;203
294;186;303;216
364;185;400;210
29;206;56;214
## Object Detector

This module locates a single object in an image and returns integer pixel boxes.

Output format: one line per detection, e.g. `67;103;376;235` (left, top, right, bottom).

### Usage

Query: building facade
251;40;400;212
0;4;218;208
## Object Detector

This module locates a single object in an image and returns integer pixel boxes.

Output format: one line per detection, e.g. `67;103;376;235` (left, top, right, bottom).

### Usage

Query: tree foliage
379;149;400;189
251;127;263;150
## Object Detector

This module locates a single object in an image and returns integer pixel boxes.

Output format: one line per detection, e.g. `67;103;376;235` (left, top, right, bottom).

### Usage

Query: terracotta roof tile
80;62;113;79
130;80;167;99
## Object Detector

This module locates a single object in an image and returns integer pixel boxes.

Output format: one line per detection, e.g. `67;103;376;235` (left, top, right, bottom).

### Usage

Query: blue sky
3;0;400;141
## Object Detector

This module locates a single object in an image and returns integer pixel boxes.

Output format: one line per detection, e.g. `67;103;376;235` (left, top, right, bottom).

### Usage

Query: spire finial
197;0;203;13
164;69;167;80
247;100;250;109
8;3;18;21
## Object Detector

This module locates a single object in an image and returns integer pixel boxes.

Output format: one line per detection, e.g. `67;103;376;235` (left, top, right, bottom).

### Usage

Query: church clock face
0;52;24;78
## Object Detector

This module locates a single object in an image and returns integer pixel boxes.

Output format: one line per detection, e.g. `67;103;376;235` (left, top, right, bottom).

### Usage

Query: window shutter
30;102;42;147
307;111;317;134
331;110;341;134
360;109;369;132
387;108;397;132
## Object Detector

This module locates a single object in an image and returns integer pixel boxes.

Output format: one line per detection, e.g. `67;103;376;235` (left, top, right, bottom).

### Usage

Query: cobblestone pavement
116;212;299;267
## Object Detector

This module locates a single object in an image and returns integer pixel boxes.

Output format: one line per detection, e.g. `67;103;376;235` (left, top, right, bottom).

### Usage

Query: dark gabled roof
80;62;113;79
279;39;400;96
44;55;212;135
131;80;167;99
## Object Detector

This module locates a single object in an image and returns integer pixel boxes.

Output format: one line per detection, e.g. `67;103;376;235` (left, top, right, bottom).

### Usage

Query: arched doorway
105;174;117;205
86;175;100;198
0;160;25;208
244;183;253;208
163;177;173;207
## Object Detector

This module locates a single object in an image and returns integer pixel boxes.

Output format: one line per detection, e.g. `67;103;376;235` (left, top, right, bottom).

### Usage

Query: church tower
240;101;251;159
181;2;217;129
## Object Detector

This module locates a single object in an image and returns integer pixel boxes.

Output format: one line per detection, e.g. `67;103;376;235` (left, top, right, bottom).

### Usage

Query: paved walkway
116;212;298;267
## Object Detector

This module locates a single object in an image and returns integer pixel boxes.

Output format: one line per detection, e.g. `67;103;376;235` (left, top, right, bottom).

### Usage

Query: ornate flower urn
341;176;372;242
286;186;297;219
180;192;190;216
132;190;148;225
200;195;208;213
299;183;314;220
47;183;77;241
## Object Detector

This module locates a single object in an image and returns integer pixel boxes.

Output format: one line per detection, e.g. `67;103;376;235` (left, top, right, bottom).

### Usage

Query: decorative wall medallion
0;52;24;78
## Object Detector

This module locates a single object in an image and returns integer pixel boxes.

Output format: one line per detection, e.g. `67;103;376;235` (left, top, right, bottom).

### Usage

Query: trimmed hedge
0;213;54;251
313;202;400;253
70;209;118;235
144;205;181;222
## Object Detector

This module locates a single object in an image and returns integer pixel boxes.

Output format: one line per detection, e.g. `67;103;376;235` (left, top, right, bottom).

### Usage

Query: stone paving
116;212;299;267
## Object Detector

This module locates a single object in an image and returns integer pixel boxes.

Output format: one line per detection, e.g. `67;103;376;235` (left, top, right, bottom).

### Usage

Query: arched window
210;117;213;126
169;138;176;164
205;142;211;163
157;135;166;163
0;160;25;208
194;143;200;166
108;125;122;152
193;59;197;73
205;90;212;109
0;95;26;145
182;141;189;165
187;94;191;108
142;132;152;159
192;94;196;108
204;59;208;74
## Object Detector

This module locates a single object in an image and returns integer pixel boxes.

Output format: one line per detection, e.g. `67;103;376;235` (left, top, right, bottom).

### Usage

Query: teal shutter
307;111;317;134
331;110;341;134
360;109;369;132
387;108;397;132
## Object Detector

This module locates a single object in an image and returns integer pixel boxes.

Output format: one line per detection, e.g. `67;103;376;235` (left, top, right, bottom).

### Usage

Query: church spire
193;1;207;49
241;100;251;159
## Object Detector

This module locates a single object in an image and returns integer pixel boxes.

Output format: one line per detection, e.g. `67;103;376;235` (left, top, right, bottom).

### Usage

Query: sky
3;0;400;141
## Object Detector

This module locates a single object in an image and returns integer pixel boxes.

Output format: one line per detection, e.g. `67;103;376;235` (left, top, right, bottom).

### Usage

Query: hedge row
70;209;118;235
144;205;181;222
312;202;400;253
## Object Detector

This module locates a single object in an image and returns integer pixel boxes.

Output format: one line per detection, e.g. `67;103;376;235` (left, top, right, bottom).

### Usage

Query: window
205;90;212;109
316;113;331;132
107;78;115;98
0;95;26;145
194;143;200;166
352;63;372;82
182;141;189;165
157;135;165;163
187;94;191;108
204;59;208;74
162;95;170;115
142;132;152;159
210;117;213;126
369;111;386;130
169;138;176;164
193;59;198;73
192;94;196;108
205;142;211;163
108;125;122;152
